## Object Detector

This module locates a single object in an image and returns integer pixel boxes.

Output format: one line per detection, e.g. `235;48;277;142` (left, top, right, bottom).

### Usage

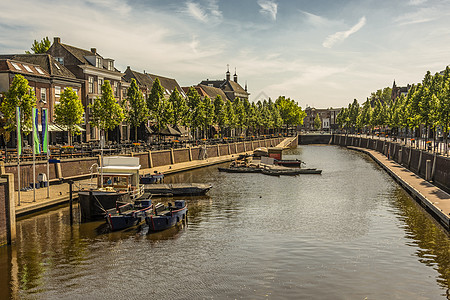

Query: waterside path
348;146;450;231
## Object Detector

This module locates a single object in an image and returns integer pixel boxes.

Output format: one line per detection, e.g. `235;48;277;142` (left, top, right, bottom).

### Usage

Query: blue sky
1;0;450;108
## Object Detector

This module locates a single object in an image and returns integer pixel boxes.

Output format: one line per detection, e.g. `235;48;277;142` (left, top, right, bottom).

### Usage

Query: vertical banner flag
16;106;22;155
41;108;48;153
32;108;41;154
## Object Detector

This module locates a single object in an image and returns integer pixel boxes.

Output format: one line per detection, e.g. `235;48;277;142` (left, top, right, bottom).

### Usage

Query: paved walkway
348;146;450;230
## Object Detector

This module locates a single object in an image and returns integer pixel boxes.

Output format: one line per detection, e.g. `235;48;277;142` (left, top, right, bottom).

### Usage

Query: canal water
1;145;449;299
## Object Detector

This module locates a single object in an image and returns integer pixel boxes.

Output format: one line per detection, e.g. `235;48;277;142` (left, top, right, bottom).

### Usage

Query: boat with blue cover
146;200;188;232
105;196;153;231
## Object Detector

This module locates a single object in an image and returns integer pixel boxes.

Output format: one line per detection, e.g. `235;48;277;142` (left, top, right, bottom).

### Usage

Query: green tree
186;87;204;138
359;99;372;133
26;37;51;54
224;99;236;136
54;88;84;145
438;78;450;152
233;98;246;136
314;113;321;130
203;96;215;138
89;80;124;141
0;75;36;141
169;88;189;126
213;95;227;135
275;96;307;133
125;78;148;141
147;78;172;138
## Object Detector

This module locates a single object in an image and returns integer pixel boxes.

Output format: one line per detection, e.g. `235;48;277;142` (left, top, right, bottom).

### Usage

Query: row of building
0;37;249;144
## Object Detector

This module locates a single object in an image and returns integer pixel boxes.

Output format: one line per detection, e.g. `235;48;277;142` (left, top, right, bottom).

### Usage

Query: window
55;57;64;65
11;62;22;71
35;67;45;75
41;88;47;103
108;61;114;71
96;57;102;68
98;78;103;94
55;86;61;96
88;76;94;93
23;65;33;72
114;81;119;97
54;63;61;70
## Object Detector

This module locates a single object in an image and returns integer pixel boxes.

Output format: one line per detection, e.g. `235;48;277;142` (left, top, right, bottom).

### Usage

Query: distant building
182;84;228;101
302;107;342;131
47;37;125;141
391;80;411;101
123;66;184;100
0;54;83;144
200;66;249;101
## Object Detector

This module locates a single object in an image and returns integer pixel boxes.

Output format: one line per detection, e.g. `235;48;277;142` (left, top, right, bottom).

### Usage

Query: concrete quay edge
347;146;450;231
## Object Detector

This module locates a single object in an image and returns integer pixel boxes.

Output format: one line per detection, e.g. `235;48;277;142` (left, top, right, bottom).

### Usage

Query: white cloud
257;0;278;21
185;0;222;24
301;10;329;27
322;16;366;48
408;0;427;5
186;2;208;22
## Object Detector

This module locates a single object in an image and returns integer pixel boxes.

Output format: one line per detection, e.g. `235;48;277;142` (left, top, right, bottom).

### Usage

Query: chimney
54;37;60;44
91;48;97;54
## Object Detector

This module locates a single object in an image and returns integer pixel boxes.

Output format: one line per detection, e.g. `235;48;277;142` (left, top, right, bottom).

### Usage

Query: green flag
16;107;22;155
41;108;48;153
32;108;40;154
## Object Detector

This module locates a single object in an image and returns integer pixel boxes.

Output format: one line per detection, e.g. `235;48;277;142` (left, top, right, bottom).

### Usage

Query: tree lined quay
336;67;450;155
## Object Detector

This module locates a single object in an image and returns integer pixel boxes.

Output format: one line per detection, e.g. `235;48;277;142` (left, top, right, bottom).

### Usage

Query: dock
348;146;450;231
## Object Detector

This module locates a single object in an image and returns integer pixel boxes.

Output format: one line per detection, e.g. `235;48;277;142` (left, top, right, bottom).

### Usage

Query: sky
1;0;450;109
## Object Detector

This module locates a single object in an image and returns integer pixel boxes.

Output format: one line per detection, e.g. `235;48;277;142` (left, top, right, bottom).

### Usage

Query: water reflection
1;145;449;299
392;187;450;295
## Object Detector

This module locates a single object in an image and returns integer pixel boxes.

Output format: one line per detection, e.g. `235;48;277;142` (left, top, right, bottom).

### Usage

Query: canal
1;145;449;299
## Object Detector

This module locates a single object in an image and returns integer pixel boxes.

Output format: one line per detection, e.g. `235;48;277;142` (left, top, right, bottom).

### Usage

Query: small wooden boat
261;167;322;176
143;183;212;196
140;172;164;184
105;197;153;231
274;159;303;168
218;166;262;173
146;200;188;232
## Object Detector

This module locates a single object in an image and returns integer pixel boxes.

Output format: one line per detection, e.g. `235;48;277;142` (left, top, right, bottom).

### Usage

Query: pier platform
348;146;450;231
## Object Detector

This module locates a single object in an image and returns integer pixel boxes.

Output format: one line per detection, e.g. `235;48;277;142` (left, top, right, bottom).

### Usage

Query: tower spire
226;64;230;81
233;67;238;83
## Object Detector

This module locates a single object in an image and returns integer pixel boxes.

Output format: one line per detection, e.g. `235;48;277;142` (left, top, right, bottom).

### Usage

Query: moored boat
143;183;212;196
105;197;153;231
218;166;262;173
146;200;188;232
140;172;164;184
78;156;145;221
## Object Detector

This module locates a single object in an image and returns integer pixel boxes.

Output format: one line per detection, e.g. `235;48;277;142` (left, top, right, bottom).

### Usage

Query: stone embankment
334;134;450;231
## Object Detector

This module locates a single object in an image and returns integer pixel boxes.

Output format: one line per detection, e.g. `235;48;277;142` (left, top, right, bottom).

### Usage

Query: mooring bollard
425;160;431;181
68;180;74;225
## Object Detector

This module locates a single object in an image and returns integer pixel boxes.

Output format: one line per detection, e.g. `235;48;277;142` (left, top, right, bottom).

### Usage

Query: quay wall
299;134;332;145
333;135;450;193
0;174;15;246
1;137;286;191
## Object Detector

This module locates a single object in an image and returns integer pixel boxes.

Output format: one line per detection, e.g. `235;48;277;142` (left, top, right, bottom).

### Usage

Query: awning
57;124;86;132
159;125;181;136
37;123;64;132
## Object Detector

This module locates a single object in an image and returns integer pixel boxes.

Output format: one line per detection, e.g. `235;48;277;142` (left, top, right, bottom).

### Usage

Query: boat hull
146;206;188;232
143;183;211;196
78;190;131;222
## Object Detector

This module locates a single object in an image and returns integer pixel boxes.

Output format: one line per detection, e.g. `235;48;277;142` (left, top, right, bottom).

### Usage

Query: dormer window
11;62;22;71
55;57;64;65
96;57;102;68
108;61;114;71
